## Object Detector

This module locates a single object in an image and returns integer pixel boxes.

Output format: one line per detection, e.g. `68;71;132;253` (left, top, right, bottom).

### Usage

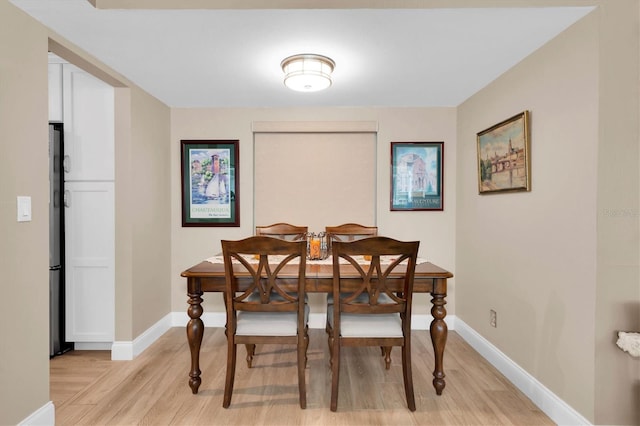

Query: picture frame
180;140;239;227
477;111;531;194
390;141;444;211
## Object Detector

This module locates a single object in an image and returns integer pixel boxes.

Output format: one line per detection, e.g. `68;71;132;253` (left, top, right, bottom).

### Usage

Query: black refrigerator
49;123;72;357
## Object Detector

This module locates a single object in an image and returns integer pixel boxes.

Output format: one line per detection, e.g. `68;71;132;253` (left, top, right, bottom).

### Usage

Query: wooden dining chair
324;223;384;358
327;236;420;412
325;223;377;252
255;223;308;241
252;223;308;362
221;236;309;409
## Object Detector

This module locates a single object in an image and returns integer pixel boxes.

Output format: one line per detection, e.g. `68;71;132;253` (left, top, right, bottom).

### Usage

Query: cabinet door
64;181;115;342
63;64;115;181
48;63;63;122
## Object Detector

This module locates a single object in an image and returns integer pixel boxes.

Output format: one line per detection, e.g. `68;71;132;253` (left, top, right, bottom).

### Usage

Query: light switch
17;196;32;222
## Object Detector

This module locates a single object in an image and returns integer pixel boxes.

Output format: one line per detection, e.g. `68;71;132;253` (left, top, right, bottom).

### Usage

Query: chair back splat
221;236;308;408
327;236;419;412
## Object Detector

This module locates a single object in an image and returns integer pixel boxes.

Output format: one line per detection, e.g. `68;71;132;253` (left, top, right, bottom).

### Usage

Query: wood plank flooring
50;328;553;425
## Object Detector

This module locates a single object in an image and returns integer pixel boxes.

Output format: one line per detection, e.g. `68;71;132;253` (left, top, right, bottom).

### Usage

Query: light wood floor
50;327;553;425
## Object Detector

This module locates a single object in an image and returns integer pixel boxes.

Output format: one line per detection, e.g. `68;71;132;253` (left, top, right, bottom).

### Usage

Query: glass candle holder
308;233;321;260
307;232;328;260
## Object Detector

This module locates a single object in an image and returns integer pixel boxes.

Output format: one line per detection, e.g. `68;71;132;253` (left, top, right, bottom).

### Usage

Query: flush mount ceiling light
281;54;335;92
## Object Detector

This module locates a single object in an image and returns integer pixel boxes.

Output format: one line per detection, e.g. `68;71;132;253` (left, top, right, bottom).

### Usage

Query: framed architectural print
390;141;444;211
181;140;239;227
477;111;531;194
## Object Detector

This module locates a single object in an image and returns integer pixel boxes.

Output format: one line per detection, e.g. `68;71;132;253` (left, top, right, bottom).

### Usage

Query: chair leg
245;344;255;368
298;330;307;408
304;325;310;369
401;344;416;411
330;339;340;412
327;326;334;368
382;346;392;370
223;341;237;408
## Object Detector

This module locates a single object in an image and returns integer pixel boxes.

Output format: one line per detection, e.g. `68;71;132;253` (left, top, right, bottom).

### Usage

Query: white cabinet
62;64;115;182
48;62;63;122
48;59;116;345
64;182;115;342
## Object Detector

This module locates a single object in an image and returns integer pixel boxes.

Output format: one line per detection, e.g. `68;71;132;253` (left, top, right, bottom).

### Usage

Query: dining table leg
186;280;204;394
430;279;447;395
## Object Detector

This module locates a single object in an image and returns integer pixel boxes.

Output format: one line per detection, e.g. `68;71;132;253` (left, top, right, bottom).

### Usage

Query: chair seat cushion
237;304;310;336
327;305;403;338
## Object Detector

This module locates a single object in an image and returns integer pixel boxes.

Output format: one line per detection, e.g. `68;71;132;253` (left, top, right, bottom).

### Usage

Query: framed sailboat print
181;140;240;226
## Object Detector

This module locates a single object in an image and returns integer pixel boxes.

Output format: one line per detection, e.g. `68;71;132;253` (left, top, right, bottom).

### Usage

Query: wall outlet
490;309;497;328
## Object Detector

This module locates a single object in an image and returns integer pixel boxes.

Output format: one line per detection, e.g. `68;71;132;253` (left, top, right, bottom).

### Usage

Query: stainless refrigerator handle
63;190;71;208
63;155;71;173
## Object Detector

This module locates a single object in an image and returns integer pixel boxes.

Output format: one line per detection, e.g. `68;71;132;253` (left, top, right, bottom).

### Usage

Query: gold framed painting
477;111;531;194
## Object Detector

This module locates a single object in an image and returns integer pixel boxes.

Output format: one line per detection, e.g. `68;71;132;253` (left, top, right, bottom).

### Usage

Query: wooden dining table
181;258;454;396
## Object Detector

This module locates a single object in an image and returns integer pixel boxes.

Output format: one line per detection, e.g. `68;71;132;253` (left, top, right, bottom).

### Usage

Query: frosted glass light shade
281;54;335;92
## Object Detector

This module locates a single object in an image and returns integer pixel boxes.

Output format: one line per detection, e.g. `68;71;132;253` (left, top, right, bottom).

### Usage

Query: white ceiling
11;1;593;108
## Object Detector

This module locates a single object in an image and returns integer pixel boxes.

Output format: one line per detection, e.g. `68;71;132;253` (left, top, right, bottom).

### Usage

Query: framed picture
180;140;239;227
390;142;444;211
477;111;531;194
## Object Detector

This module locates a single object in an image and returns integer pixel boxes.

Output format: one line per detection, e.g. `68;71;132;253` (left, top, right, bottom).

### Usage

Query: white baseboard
455;318;590;426
18;401;54;426
111;313;173;360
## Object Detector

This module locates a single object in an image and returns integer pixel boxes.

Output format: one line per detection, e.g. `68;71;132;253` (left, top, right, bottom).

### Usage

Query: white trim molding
111;313;173;360
18;401;54;426
455;318;591;426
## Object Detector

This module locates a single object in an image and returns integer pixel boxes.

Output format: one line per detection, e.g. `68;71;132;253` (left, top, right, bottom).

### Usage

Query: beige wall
0;2;172;423
129;87;172;337
457;3;639;425
593;1;640;424
114;85;172;340
170;107;457;316
0;2;50;424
